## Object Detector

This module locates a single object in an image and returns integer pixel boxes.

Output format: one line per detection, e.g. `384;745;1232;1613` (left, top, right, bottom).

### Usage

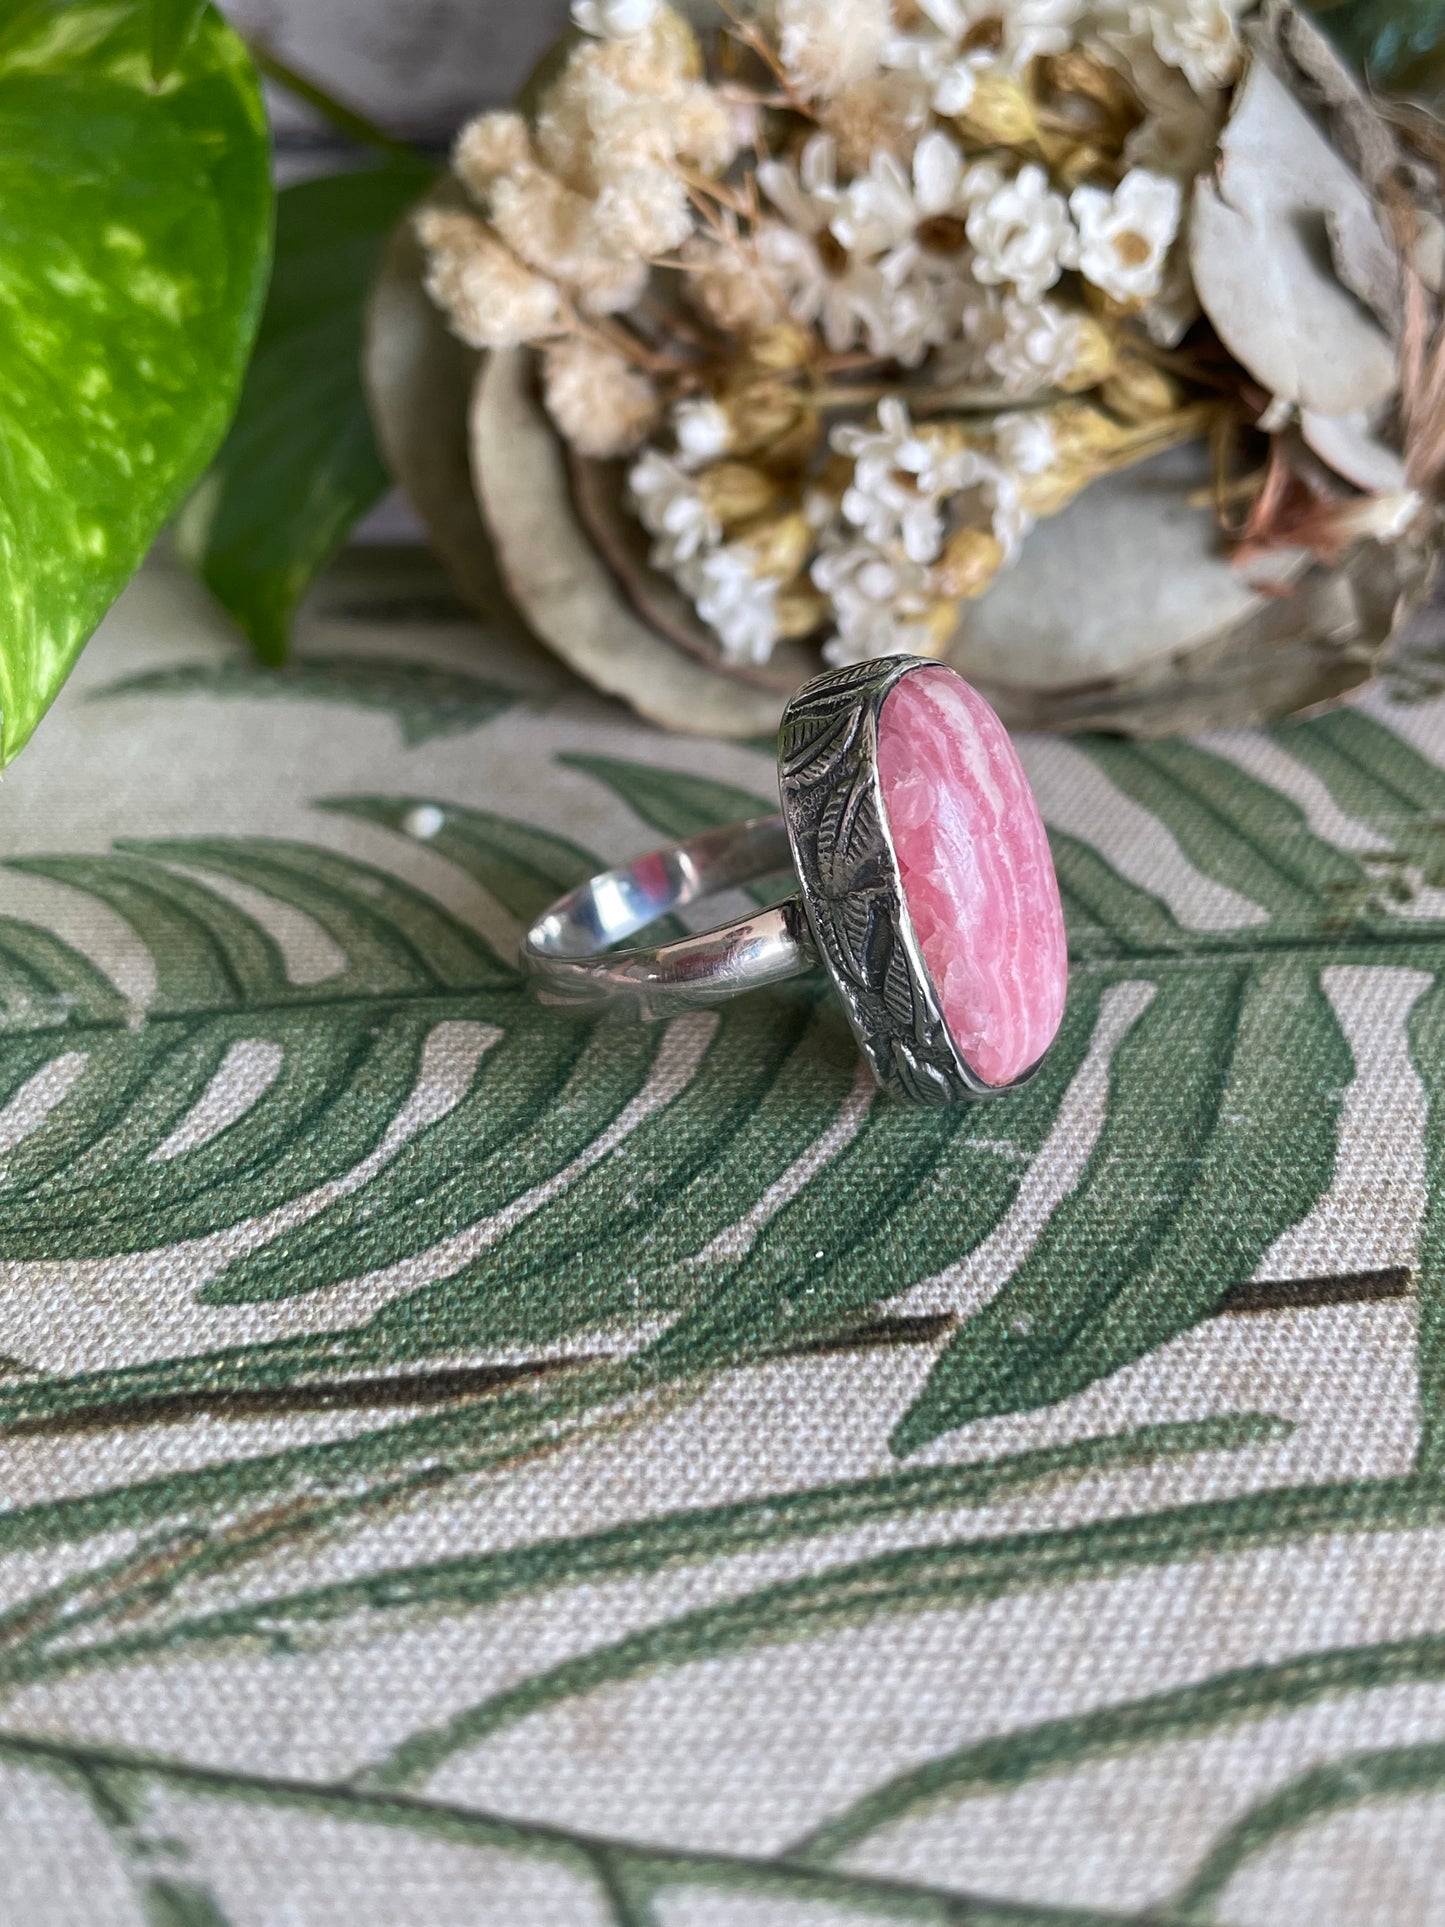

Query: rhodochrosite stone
877;664;1067;1087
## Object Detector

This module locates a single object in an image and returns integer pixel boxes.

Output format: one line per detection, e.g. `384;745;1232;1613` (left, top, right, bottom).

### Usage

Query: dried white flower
821;71;933;170
994;411;1056;475
673;398;733;468
629;449;721;567
881;25;967;109
593;166;694;258
922;0;1080;65
680;229;787;333
489;165;650;312
588;91;682;176
833;130;972;288
537;23;733;192
416;210;561;350
966;162;1076;304
585;83;738;181
572;0;661;40
758;133;843;234
680;546;782;663
453;112;534;198
832;154;916;259
980;462;1033;559
489;167;600;283
756;222;890;352
885;0;1081;120
950;291;1091;395
542;340;660;456
1130;0;1243;93
584;258;652;315
833;398;978;562
813;536;935;663
669;85;742;175
1071;168;1181;303
871;278;954;366
758;136;888;351
778;0;892;99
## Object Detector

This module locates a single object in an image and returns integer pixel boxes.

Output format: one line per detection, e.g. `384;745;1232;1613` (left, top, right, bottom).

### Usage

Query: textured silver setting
780;657;1021;1105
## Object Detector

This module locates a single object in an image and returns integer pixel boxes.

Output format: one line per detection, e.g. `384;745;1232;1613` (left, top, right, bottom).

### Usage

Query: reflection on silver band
521;815;819;1021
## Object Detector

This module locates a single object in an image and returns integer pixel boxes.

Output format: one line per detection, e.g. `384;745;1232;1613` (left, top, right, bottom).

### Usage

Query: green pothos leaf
175;161;434;664
144;0;207;82
0;0;272;764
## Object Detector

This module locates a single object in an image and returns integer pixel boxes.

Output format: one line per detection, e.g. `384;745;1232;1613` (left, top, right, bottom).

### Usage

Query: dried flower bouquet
387;0;1445;735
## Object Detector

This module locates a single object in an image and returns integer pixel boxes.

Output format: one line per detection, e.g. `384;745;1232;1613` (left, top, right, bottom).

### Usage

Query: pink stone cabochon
876;663;1067;1087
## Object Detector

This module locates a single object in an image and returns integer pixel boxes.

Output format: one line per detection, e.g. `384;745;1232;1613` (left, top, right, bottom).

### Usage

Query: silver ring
522;657;1067;1105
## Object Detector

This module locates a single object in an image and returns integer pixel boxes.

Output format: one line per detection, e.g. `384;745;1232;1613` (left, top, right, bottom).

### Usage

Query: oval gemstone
876;663;1067;1088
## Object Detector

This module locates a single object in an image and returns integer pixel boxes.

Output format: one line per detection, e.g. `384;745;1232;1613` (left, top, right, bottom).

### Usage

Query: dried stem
814;380;1017;413
714;0;814;117
560;301;692;376
679;167;757;220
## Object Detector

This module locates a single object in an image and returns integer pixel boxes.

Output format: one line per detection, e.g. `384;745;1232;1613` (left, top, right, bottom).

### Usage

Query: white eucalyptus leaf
1191;56;1397;417
970;540;1409;736
1300;409;1409;493
951;445;1268;691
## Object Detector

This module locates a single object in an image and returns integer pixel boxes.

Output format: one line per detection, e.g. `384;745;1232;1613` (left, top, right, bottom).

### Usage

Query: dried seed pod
948;73;1043;152
734;507;813;580
1101;355;1185;423
696;461;781;525
935;526;1006;599
774;583;829;637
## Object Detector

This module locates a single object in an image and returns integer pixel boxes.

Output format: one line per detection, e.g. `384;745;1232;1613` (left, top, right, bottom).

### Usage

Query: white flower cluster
748;128;1182;374
631;394;1095;664
421;0;1245;668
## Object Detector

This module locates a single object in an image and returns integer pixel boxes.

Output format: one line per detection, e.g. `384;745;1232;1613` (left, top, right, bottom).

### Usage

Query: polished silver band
521;815;819;1021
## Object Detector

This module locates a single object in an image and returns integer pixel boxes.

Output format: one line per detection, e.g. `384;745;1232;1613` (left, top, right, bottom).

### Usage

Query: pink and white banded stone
876;664;1067;1088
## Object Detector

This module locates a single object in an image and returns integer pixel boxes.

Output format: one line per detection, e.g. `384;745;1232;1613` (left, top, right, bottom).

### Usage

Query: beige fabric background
0;549;1441;1922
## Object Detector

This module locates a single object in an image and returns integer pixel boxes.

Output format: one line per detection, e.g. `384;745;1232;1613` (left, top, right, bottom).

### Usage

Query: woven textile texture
3;547;1445;1924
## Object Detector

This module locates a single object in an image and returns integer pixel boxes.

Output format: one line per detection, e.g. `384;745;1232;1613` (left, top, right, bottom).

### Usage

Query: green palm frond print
0;719;1434;1440
8;599;1445;1925
89;653;521;745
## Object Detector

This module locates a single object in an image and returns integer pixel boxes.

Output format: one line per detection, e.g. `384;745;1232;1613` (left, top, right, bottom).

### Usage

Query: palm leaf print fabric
3;546;1445;1924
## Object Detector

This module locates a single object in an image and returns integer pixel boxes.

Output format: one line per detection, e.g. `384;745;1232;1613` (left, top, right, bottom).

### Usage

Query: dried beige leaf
472;348;790;738
364;197;552;653
1255;0;1415;208
976;542;1411;735
568;451;816;695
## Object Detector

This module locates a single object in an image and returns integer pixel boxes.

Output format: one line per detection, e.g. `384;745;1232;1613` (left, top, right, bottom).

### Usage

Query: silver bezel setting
779;657;1035;1105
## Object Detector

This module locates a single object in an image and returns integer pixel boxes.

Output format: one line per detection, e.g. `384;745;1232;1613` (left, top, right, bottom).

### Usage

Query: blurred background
231;0;571;166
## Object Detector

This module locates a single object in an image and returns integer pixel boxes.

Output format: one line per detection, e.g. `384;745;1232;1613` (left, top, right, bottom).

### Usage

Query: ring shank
521;815;820;1019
